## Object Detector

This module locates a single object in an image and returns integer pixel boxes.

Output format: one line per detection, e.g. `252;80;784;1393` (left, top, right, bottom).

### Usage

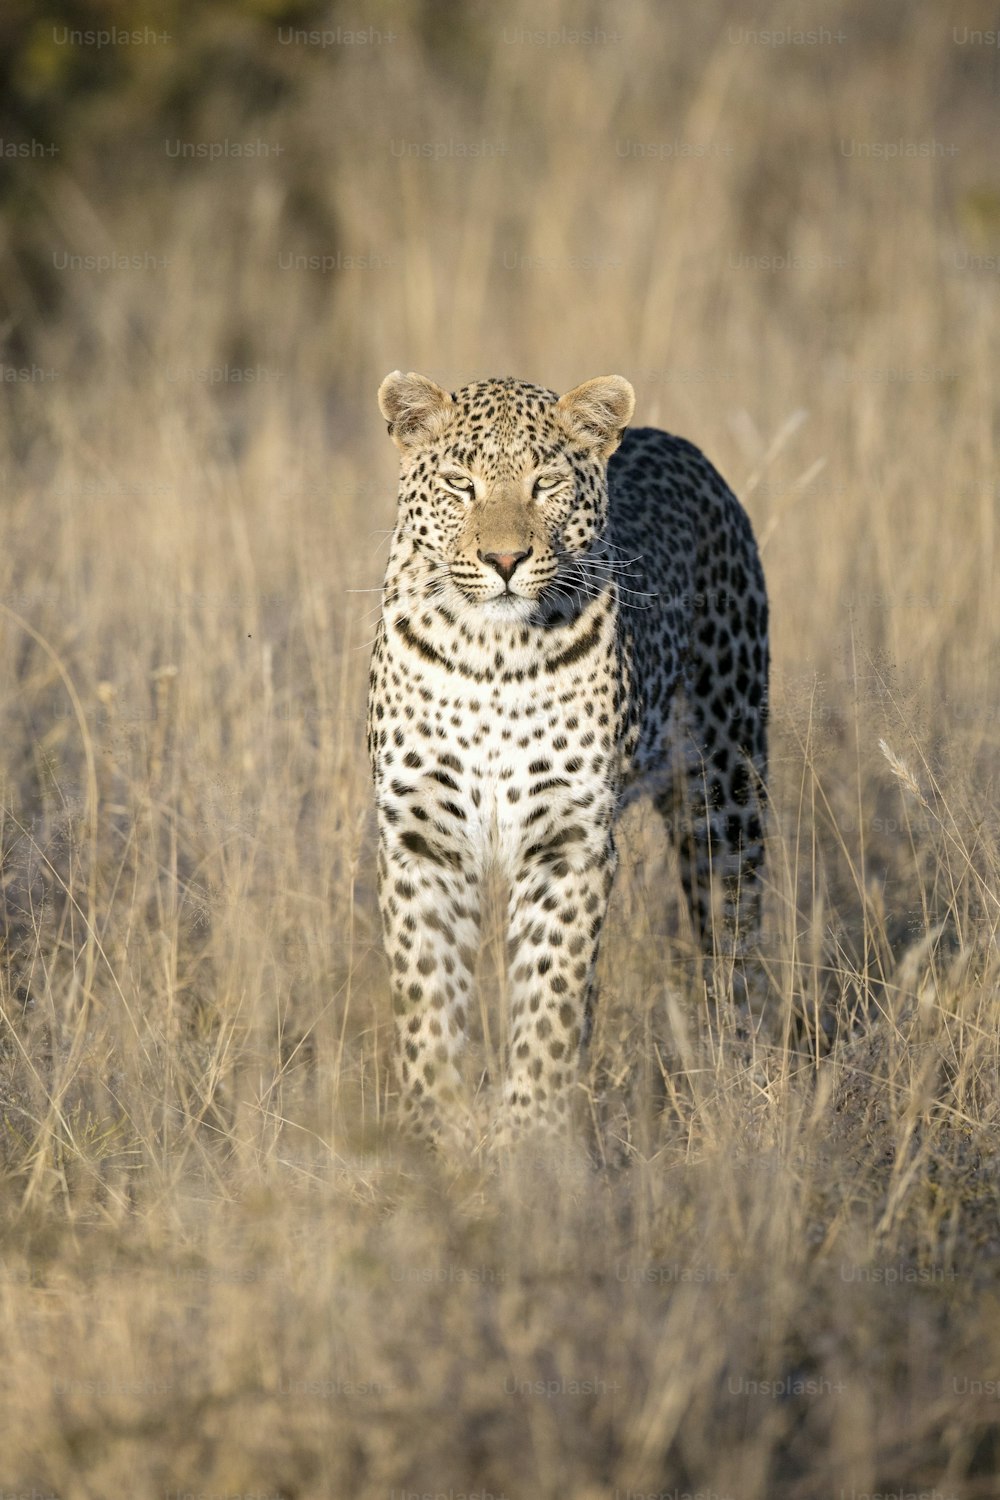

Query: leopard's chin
477;593;538;624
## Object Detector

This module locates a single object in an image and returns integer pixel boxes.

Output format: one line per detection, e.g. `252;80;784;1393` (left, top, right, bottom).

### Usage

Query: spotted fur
368;372;768;1143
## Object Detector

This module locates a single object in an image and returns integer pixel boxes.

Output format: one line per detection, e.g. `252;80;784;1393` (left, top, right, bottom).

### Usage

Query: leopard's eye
441;473;476;499
532;473;564;498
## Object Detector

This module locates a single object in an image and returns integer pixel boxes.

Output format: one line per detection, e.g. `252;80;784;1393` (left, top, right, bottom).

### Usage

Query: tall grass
1;0;999;1493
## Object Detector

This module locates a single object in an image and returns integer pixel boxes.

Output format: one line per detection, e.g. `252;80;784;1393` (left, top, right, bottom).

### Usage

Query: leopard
367;370;768;1145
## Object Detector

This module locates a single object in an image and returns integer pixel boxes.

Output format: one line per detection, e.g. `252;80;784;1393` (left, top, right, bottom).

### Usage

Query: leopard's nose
478;547;532;583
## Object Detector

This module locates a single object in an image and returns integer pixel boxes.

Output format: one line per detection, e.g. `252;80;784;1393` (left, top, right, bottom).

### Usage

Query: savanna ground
1;1;999;1495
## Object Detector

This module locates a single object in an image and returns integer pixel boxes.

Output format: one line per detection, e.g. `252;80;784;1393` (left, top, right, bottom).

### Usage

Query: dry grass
1;0;1000;1494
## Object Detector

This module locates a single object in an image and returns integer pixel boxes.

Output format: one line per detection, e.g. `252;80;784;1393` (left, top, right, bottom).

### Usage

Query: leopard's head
378;372;635;620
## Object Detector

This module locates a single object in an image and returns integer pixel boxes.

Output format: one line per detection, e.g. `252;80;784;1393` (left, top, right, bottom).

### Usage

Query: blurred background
0;2;999;1495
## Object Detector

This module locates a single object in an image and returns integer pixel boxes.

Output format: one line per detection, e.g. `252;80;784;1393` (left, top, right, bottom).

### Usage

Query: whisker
573;555;651;582
599;538;648;563
561;562;659;605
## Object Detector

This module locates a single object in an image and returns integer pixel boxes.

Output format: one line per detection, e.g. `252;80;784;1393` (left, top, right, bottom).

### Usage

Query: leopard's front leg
375;829;481;1145
501;829;617;1135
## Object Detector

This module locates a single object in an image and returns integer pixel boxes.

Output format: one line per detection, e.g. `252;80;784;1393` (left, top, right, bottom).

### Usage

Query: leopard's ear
556;376;635;459
378;371;454;449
